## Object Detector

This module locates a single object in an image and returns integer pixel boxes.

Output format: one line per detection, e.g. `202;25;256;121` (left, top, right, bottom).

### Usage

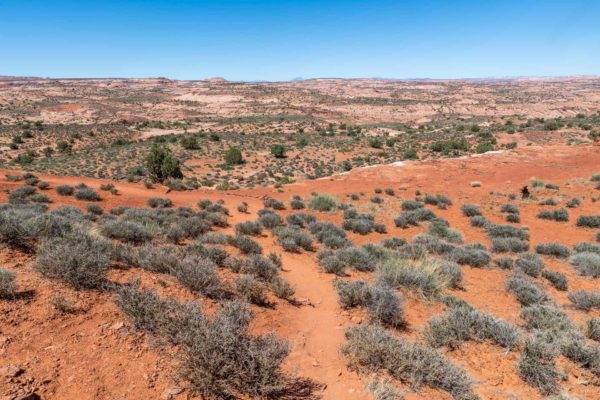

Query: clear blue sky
1;0;599;81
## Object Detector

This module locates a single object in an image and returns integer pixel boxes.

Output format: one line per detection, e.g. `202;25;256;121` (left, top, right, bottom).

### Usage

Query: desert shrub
569;290;600;311
179;300;292;398
342;325;477;400
438;260;463;289
0;267;17;298
86;204;103;215
491;237;529;253
570;252;600;277
401;200;423;211
500;204;520;214
110;206;130;216
337;246;378;272
100;220;154;244
585;318;600;342
116;285;293;399
371;196;384;204
237;202;248;213
274;226;313;252
123;243;180;273
233;234;263;255
394;208;437;229
411;233;454;256
424;305;520;350
258;212;283;229
574;242;600;254
506;274;548;306
541;270;568;291
486;224;530;240
539;198;559;206
506;213;520;223
309;194;337;212
242;255;278;281
74;188;101;201
55;185;74;196
460;204;481;217
235;220;262;236
576;215;600;228
286;212;315;228
289;195;305;210
384;188;395;196
309;222;349;248
367;282;405;328
8;185;37;204
269;276;295;300
494;257;514;270
537;209;569;222
566;198;581;208
469;215;487;227
316;249;344;275
147;197;173;208
263;197;286;210
35;233;113;289
450;245;491;268
535;243;570;258
521;304;572;332
235;275;268;305
515;253;544;277
343;217;376;235
170;255;223;298
427;219;463;244
517;334;560;395
380;237;407;250
334;279;372;308
377;257;450;298
424;194;453;208
37;181;50;190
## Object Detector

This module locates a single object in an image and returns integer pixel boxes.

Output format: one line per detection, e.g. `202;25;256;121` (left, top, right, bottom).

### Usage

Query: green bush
223;147;244;165
145;144;183;182
270;144;286;158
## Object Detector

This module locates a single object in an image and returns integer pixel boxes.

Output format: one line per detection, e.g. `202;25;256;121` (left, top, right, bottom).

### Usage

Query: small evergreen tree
270;144;286;158
224;147;244;165
145;144;183;182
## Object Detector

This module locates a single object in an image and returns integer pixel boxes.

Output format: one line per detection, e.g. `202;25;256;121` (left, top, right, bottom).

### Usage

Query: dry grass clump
376;257;451;299
0;267;17;298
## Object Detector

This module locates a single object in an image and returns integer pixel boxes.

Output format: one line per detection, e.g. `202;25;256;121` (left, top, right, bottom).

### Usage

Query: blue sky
1;0;599;81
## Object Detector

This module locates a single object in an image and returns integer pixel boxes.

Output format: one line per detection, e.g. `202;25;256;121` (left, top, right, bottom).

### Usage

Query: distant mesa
204;77;229;83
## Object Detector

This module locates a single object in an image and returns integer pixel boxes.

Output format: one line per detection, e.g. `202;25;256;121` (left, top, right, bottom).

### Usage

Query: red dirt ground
1;143;599;400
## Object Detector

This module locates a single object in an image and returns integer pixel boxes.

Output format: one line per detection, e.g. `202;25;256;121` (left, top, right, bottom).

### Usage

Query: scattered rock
162;387;184;399
16;393;41;400
0;364;24;378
